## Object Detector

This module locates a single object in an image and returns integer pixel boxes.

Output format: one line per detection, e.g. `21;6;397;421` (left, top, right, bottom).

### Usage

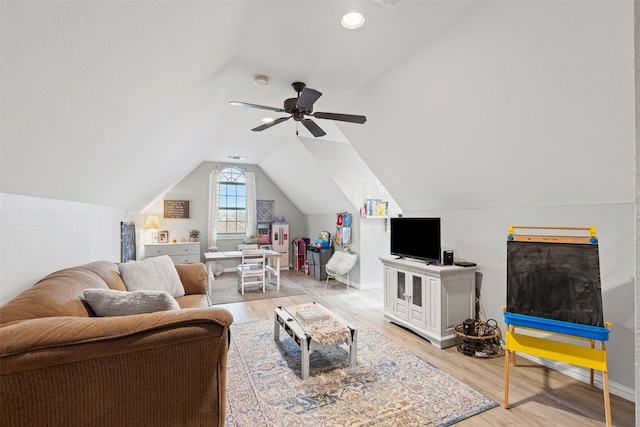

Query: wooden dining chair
236;248;266;295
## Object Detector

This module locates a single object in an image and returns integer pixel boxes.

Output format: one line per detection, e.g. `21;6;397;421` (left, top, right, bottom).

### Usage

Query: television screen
390;217;441;263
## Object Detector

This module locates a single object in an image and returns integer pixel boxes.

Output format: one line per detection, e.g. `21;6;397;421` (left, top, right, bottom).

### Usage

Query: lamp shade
143;214;161;229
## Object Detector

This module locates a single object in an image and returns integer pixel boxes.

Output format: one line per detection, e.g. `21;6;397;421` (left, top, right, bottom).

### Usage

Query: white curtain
207;169;221;250
245;171;257;239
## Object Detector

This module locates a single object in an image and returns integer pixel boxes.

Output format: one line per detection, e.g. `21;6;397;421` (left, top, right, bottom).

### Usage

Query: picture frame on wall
164;199;190;219
158;230;169;243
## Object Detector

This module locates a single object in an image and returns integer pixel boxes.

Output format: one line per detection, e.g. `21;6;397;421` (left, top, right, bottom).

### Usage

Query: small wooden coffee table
274;303;357;380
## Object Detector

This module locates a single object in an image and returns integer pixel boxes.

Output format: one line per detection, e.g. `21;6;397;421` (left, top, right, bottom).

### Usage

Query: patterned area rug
225;314;498;426
209;272;307;305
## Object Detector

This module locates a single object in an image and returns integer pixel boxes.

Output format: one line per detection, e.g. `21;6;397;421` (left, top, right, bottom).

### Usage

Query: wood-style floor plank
216;269;635;427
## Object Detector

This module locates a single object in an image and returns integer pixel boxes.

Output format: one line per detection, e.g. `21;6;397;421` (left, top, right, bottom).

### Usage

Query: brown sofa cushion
175;263;208;295
83;289;180;317
176;294;210;309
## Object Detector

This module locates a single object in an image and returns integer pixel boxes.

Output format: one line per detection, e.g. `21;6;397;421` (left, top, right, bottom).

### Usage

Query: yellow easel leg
509;325;517;367
590;339;595;386
602;341;611;427
504;349;510;409
603;371;611;427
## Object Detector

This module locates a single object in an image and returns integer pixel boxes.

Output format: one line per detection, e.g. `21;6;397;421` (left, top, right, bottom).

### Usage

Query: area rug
210;272;307;304
225;314;498;426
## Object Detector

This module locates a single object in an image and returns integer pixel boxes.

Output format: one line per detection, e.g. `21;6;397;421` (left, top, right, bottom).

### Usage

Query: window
217;167;246;235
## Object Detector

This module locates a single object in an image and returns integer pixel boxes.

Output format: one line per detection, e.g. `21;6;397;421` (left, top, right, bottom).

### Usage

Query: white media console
380;257;476;349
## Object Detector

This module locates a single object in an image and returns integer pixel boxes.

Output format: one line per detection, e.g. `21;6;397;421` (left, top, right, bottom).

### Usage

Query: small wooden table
274;303;357;380
204;250;282;290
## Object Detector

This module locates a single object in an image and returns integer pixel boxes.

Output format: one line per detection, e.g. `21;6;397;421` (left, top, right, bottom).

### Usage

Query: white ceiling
0;0;475;211
1;1;633;215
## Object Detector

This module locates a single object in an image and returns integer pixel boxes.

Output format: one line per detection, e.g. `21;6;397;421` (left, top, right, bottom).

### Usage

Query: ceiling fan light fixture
231;81;367;137
341;12;365;29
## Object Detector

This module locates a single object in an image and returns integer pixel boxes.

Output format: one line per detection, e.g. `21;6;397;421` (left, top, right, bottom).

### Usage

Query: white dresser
144;242;201;264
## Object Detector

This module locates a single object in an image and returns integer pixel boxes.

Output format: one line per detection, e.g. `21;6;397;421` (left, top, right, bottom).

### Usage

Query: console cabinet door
441;273;475;338
425;274;441;337
408;272;427;329
392;270;409;321
384;265;394;313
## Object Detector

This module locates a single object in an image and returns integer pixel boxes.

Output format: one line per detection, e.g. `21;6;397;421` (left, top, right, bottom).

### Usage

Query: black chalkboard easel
506;226;603;327
504;226;611;425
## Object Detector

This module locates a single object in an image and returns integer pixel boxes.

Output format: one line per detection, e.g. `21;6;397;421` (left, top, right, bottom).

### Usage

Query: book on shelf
364;199;388;217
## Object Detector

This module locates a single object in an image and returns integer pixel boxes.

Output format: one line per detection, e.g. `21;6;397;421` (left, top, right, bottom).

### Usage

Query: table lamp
144;214;162;243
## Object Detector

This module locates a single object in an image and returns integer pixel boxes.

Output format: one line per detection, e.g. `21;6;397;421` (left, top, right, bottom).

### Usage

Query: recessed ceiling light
262;117;274;123
341;12;365;29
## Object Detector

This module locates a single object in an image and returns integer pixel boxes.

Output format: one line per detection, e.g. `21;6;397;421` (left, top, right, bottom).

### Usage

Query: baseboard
329;277;382;290
516;352;635;402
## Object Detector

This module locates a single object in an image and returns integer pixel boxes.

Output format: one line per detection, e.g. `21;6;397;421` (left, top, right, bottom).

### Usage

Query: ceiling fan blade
251;116;291;132
301;119;326;137
313;112;367;124
229;101;285;113
296;88;322;111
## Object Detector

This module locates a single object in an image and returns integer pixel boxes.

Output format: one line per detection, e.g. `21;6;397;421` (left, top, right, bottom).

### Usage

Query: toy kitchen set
255;200;289;269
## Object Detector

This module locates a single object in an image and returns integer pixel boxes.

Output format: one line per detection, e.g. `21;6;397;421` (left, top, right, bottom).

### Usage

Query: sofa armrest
175;262;208;295
0;308;233;426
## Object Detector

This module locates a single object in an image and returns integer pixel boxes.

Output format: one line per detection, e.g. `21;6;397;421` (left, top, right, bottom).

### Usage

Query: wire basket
454;319;504;358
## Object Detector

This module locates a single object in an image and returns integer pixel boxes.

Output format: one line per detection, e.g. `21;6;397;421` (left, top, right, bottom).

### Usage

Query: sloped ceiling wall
0;1;244;209
299;138;400;215
1;1;477;213
343;1;634;211
258;137;353;215
0;1;633;219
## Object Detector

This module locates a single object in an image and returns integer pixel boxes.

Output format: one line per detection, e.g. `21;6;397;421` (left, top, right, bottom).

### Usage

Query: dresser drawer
169;254;201;264
145;243;200;263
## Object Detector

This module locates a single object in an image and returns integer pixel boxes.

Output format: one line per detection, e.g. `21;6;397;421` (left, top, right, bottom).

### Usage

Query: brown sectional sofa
0;261;233;427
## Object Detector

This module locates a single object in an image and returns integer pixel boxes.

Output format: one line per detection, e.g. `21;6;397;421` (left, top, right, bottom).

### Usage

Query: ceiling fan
229;82;367;137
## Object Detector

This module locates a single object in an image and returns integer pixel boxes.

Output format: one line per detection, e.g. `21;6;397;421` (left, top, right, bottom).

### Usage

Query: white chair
236;249;266;295
324;251;358;293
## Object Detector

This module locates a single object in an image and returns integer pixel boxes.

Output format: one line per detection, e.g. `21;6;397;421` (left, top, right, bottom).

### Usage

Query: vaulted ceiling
1;1;633;215
1;0;474;212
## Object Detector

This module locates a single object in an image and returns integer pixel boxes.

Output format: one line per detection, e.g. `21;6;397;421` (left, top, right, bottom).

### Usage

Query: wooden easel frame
504;226;611;427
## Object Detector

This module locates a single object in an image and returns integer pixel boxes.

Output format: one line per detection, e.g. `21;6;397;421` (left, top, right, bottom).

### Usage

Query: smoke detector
254;74;269;86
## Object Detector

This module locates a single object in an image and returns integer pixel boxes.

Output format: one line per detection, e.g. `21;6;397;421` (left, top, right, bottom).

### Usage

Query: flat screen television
390;217;441;263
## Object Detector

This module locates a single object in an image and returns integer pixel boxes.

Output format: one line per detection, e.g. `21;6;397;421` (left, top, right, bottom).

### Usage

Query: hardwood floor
217;269;635;427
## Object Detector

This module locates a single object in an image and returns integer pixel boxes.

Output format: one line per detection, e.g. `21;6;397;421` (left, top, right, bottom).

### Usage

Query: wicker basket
453;320;504;358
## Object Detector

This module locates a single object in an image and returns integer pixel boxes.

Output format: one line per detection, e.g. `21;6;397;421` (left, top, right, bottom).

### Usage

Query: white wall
344;1;635;399
407;204;634;398
0;192;127;304
349;1;634;213
303;214;392;288
143;161;305;270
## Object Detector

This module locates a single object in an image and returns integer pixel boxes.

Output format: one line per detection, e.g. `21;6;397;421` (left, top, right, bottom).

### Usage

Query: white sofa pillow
83;288;180;317
118;255;185;297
